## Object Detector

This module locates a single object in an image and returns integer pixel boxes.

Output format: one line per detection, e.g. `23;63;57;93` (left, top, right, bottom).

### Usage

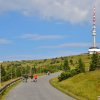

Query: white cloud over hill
0;0;100;23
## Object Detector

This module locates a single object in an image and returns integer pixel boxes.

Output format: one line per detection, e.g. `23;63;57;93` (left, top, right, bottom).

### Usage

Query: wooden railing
0;78;22;96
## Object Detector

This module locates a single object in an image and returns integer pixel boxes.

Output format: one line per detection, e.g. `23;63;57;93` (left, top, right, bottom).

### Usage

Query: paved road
6;72;75;100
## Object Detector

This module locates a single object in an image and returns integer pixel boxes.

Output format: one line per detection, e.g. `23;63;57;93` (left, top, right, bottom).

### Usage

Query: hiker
47;71;50;75
29;75;33;82
33;74;38;82
24;74;28;82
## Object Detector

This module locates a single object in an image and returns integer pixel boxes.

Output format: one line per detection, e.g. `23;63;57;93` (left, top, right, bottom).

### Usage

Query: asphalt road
6;72;75;100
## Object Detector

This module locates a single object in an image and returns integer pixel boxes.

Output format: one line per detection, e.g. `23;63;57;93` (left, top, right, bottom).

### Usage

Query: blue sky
0;0;100;61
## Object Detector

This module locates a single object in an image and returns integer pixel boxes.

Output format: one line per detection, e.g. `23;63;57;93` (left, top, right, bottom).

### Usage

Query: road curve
6;72;75;100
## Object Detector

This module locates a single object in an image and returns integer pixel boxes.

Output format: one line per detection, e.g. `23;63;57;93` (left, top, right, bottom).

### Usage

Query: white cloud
21;33;64;40
39;42;91;49
0;38;11;45
0;0;100;23
39;42;100;49
0;51;85;61
0;55;36;61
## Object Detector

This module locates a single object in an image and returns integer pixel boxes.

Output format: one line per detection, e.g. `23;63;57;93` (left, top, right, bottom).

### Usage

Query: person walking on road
47;71;50;75
33;74;38;82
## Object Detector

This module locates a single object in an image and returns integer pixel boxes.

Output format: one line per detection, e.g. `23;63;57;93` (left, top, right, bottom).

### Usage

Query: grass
0;78;19;88
50;70;100;100
2;54;91;70
0;80;21;100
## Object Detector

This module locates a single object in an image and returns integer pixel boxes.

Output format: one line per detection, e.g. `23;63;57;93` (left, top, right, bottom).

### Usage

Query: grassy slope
2;54;91;70
50;70;100;100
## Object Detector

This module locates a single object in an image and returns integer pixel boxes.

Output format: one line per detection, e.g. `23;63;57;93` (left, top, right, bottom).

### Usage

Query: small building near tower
88;47;100;54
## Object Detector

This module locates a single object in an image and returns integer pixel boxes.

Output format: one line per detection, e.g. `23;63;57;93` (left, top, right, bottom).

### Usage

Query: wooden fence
0;78;21;96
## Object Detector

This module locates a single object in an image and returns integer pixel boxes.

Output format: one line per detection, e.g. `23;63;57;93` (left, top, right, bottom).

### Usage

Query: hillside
1;53;91;84
2;53;91;69
50;70;100;100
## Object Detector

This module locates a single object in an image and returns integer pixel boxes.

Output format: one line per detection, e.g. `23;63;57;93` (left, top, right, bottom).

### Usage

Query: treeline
1;53;97;83
58;53;100;81
1;62;62;82
1;64;30;82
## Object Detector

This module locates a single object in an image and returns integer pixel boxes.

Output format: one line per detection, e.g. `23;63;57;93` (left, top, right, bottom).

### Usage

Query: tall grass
50;70;100;100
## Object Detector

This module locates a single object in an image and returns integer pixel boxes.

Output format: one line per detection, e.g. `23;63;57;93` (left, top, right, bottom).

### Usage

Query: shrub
58;69;78;81
58;72;68;81
76;58;85;73
89;53;99;71
70;69;78;77
63;59;70;71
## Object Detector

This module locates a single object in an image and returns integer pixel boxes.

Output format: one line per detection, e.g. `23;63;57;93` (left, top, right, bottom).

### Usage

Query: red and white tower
88;6;100;54
92;6;96;48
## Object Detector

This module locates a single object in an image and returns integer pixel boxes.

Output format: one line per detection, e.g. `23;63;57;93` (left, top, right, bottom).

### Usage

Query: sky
0;0;100;61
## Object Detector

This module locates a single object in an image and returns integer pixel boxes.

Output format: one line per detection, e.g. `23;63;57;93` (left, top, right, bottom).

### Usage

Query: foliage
1;64;6;81
58;69;78;81
52;70;100;100
77;58;85;73
69;59;73;65
58;58;85;81
63;58;70;71
0;53;94;83
97;56;100;69
89;53;99;71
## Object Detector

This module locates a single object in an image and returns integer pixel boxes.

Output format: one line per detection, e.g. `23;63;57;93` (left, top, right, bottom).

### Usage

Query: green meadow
50;70;100;100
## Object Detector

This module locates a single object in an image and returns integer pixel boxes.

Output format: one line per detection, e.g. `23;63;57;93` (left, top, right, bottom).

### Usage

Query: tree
77;58;85;73
32;64;37;74
97;56;100;69
63;58;70;71
1;64;6;81
89;53;99;71
25;65;30;74
70;59;73;65
16;67;22;77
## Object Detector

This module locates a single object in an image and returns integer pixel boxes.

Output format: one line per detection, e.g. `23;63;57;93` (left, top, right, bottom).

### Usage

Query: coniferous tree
63;58;70;71
89;53;99;71
1;64;6;81
16;67;22;77
70;59;73;65
77;58;85;73
97;56;100;69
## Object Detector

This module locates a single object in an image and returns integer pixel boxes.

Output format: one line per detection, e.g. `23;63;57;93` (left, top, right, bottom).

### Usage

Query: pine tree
70;59;73;65
78;58;85;73
97;56;100;69
1;64;6;81
63;58;70;71
89;53;99;71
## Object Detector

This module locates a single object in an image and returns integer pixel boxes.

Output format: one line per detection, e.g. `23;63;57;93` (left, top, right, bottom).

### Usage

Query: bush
58;72;68;81
89;53;99;71
70;69;78;77
58;69;78;81
77;58;85;73
58;71;71;81
75;67;81;74
63;59;70;71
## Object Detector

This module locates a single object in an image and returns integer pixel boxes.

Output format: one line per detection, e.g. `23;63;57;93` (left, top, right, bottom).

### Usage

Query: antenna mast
92;6;96;48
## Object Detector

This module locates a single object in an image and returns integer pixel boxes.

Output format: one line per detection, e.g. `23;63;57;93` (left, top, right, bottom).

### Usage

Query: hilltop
2;53;91;70
1;53;92;84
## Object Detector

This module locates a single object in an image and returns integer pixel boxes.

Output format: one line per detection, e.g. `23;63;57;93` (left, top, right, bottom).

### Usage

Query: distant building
88;47;100;54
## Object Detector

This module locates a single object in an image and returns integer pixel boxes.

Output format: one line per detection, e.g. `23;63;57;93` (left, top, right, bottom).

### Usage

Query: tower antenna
92;6;96;48
88;4;100;54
